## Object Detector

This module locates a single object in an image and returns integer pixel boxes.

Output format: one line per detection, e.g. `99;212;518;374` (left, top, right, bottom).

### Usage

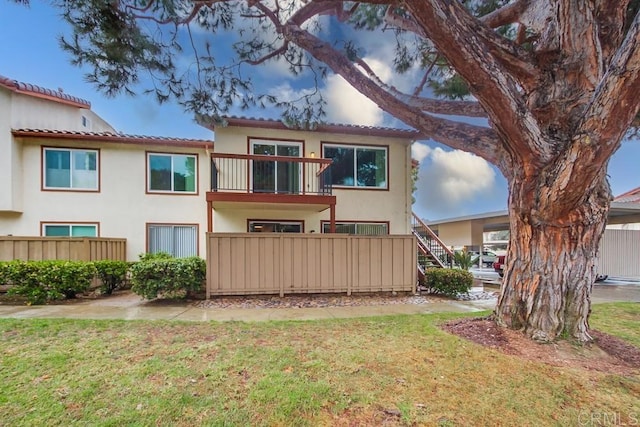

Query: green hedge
422;268;473;298
130;256;206;300
3;260;96;305
93;260;130;295
0;262;9;286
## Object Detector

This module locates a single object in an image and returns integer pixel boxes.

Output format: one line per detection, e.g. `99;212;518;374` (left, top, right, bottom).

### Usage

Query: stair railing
411;212;454;268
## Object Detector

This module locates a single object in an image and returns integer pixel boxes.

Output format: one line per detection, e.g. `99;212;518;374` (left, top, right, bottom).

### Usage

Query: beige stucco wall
0;137;210;261
433;222;474;249
0;88;18;212
1;89;116;213
10;95;115;132
213;125;413;234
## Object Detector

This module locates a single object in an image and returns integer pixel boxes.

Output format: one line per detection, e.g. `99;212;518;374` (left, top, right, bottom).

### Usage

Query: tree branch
350;56;487;118
403;0;545;165
480;0;532;28
551;8;640;208
280;23;507;168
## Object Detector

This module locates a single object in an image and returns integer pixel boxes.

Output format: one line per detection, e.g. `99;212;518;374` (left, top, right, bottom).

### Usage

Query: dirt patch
441;317;640;375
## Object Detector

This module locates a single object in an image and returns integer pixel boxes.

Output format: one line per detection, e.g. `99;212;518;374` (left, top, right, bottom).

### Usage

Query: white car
470;251;498;268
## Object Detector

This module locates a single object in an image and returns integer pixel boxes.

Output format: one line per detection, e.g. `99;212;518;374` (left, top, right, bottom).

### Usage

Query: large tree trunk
495;173;612;343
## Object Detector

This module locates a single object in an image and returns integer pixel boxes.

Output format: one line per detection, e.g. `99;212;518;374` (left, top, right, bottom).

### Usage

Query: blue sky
2;2;638;220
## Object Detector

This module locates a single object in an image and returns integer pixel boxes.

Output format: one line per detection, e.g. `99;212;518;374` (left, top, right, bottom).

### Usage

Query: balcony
206;153;336;214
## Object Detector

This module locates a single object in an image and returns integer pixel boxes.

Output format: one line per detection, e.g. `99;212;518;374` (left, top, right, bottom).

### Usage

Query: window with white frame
147;153;197;193
322;144;387;189
43;148;98;190
147;224;198;257
42;223;98;237
322;222;389;235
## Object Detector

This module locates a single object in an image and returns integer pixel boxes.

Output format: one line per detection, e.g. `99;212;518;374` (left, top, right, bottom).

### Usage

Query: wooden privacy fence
206;233;417;297
598;229;640;280
0;237;127;262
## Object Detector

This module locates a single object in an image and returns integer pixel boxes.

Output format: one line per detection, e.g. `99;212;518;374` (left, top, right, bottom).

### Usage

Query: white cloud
324;73;384;125
415;147;496;216
411;143;431;163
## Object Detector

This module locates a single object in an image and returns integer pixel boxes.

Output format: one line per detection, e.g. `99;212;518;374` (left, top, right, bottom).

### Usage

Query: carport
426;202;640;279
427;202;640;250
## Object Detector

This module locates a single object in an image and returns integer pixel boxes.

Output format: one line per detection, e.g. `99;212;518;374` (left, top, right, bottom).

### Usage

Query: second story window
322;144;387;189
43;147;98;191
147;153;197;194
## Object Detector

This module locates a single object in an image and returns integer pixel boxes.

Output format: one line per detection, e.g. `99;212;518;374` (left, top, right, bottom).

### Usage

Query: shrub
453;249;478;270
93;260;130;295
138;252;173;262
6;260;96;304
422;268;473;298
0;262;10;286
130;256;205;300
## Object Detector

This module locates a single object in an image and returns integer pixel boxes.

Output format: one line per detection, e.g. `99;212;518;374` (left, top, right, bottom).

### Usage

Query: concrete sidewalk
0;284;636;322
0;294;495;322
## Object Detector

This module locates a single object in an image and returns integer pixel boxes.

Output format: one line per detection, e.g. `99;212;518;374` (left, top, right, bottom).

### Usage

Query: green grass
0;303;638;426
590;302;640;346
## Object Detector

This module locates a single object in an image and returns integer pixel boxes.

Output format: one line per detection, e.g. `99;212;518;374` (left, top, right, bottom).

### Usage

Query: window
322;144;387;189
147;224;198;257
42;223;98;237
250;139;302;194
248;220;303;233
147;153;197;193
322;222;388;235
43;148;98;190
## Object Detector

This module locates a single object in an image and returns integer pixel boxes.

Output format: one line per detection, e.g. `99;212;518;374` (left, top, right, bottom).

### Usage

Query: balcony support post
329;202;336;233
207;201;213;232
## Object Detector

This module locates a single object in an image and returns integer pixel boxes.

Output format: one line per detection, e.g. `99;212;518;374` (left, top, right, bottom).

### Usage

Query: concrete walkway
0;284;637;322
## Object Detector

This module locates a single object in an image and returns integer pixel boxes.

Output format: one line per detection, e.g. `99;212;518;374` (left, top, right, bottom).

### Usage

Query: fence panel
598;229;640;279
0;237;127;262
206;233;416;297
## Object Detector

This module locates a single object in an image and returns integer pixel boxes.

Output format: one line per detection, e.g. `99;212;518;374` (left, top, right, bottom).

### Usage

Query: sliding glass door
251;140;302;194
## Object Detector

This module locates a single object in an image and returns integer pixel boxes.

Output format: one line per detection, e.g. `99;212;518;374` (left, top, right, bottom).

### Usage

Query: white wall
213;125;413;234
0;138;210;261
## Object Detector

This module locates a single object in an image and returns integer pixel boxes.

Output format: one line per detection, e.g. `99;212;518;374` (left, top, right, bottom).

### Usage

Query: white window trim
322;143;388;189
147;153;198;194
43;147;99;191
41;223;99;237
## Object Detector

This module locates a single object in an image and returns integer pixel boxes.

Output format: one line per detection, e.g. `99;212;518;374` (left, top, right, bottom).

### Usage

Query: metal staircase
411;213;454;281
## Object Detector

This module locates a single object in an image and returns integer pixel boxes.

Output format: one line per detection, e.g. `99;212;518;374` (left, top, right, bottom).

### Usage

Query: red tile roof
0;75;90;108
206;115;420;139
614;186;640;203
11;128;213;149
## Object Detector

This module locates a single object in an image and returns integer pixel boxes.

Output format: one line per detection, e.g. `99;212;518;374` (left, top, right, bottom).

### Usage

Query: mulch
441;317;640;374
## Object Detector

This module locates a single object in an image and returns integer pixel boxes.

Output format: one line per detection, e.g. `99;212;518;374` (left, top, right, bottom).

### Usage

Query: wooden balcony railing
210;153;332;195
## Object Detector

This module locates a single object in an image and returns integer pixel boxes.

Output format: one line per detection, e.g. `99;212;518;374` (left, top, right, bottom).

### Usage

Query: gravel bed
194;291;499;310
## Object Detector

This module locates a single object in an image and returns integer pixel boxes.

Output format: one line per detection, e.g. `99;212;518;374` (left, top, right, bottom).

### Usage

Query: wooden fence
598;229;640;280
206;233;417;297
0;237;127;262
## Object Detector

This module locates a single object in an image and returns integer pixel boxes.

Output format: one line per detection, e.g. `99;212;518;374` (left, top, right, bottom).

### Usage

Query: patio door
251;140;302;194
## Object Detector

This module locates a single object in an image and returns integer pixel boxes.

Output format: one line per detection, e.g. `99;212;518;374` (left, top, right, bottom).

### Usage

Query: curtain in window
356;223;388;235
173;226;197;257
148;225;197;257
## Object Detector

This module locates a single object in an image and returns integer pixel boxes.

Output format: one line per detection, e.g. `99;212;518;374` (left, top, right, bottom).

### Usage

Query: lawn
0;303;638;426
